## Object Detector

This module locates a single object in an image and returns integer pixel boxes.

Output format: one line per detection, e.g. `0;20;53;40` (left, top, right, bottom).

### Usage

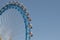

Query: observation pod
29;23;32;29
0;1;33;40
30;32;33;37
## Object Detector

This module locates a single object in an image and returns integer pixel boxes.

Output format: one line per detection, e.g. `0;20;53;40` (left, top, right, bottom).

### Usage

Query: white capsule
26;12;29;16
21;5;27;11
19;3;24;7
12;1;16;4
29;24;32;29
15;1;19;5
21;5;24;8
30;32;33;37
9;1;11;3
23;7;27;11
27;17;32;21
9;1;15;4
9;1;13;4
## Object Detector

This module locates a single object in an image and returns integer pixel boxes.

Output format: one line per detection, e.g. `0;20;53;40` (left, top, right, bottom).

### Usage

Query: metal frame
0;1;32;40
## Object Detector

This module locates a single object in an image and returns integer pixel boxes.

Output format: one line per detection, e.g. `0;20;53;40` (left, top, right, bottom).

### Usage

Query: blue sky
0;0;60;40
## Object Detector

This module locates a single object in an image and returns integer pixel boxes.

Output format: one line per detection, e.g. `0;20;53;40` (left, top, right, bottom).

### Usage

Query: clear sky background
0;0;60;40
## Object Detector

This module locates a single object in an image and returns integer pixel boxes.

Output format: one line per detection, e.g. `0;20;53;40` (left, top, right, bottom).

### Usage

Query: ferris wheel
0;1;33;40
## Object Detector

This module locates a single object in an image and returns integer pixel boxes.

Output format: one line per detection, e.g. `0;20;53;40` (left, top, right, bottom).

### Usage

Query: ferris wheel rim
0;1;33;40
